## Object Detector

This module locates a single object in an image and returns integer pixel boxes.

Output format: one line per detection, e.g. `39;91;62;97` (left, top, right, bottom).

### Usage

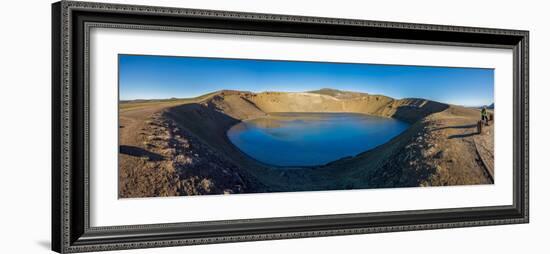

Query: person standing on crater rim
481;106;489;126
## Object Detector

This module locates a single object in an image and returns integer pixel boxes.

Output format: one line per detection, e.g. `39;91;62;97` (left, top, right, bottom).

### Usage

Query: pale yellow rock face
206;90;448;124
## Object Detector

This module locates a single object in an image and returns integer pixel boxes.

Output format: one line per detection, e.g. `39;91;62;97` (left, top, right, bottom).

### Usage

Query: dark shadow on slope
434;124;477;131
163;103;244;163
391;100;449;123
448;132;478;139
165;103;241;138
120;145;164;161
164;102;269;192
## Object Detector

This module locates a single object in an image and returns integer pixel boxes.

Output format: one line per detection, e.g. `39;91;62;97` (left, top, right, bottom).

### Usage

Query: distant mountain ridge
475;103;494;109
306;88;371;99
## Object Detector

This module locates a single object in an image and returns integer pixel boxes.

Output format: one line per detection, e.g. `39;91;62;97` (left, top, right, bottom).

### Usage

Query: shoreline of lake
227;112;410;167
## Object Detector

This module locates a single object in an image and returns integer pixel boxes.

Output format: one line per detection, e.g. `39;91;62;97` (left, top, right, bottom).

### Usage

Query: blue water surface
227;113;410;167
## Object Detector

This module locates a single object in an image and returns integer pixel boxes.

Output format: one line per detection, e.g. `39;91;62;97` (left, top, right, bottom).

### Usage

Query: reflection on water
227;113;410;167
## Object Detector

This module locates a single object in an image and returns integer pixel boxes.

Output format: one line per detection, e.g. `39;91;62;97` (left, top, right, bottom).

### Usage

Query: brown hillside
118;89;494;197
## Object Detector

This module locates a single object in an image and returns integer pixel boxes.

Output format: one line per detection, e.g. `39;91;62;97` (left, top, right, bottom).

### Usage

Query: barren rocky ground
118;89;494;198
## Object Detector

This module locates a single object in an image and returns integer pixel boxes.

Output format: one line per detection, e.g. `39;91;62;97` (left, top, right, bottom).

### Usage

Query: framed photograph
52;1;529;253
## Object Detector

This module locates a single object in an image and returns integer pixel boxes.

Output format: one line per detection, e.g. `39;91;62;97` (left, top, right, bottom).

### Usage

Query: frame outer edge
52;1;62;253
56;1;530;252
523;31;529;223
60;0;73;253
65;0;527;36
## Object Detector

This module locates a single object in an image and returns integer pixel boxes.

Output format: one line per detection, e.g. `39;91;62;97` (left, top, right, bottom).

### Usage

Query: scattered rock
200;178;214;193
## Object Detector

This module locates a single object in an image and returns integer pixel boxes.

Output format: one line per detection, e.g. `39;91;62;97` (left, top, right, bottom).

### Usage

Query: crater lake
227;113;410;167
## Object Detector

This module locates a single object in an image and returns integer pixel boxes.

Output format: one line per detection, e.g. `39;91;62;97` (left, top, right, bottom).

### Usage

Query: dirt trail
118;105;179;197
418;108;494;185
474;124;495;181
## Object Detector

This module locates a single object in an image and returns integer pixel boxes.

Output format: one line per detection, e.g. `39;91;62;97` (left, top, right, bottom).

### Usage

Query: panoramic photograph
118;54;495;198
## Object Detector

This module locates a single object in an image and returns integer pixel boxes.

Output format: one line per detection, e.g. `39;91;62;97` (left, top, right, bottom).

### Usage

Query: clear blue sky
119;54;494;106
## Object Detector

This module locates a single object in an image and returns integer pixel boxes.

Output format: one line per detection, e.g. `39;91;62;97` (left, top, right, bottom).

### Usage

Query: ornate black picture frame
52;1;529;253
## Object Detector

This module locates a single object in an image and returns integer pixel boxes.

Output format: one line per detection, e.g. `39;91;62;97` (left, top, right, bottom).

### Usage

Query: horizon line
119;88;494;107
